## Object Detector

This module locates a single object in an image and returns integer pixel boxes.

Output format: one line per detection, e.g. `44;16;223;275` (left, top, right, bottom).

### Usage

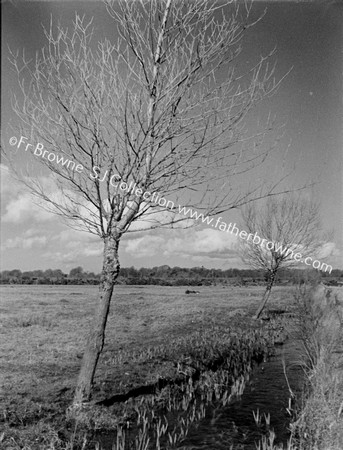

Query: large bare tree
6;0;287;406
239;194;326;319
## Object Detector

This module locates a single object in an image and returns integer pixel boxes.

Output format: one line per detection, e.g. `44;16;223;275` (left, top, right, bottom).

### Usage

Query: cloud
41;245;102;267
0;164;19;197
315;242;343;269
125;204;195;233
125;235;165;258
317;242;341;259
2;193;55;223
164;228;238;258
46;228;103;259
0;166;104;230
124;227;240;260
2;235;48;250
1;164;194;231
191;254;244;267
1;164;59;223
41;250;80;266
57;229;100;245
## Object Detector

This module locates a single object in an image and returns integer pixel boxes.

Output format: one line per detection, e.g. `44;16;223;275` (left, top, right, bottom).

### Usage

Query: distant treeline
1;265;342;286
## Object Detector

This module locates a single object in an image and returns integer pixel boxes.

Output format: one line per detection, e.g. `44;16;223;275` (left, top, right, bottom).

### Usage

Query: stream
94;337;306;449
180;338;305;449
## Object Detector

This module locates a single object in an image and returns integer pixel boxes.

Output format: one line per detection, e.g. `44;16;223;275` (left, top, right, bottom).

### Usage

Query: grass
287;285;343;450
0;284;296;449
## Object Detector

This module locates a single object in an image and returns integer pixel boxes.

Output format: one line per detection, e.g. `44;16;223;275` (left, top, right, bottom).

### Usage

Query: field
0;284;296;449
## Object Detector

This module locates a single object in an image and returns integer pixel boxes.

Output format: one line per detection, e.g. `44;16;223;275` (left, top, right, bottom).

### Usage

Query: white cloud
164;228;238;257
317;242;340;259
41;250;79;266
2;193;55;223
127;204;195;233
314;242;343;269
125;235;165;258
83;247;103;257
1;164;194;231
38;228;103;264
191;254;244;267
57;229;100;245
1;164;60;223
0;164;19;197
2;235;48;250
124;227;239;260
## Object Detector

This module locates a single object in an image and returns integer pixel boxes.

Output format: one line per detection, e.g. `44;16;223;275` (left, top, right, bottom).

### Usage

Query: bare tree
239;194;325;319
5;0;287;407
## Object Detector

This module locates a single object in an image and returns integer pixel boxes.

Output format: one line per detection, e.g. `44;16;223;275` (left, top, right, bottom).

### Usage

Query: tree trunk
73;235;120;406
254;271;277;319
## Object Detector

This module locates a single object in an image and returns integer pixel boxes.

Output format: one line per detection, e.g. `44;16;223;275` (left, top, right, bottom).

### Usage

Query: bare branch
5;2;289;242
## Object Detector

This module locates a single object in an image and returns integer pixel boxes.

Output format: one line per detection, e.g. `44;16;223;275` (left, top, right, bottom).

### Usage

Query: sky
1;0;343;273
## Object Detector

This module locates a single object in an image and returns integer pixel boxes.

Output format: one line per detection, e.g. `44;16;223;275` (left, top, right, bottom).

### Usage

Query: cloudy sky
1;0;342;272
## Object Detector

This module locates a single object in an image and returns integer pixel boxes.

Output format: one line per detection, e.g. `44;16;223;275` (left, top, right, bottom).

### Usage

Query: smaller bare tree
239;194;326;319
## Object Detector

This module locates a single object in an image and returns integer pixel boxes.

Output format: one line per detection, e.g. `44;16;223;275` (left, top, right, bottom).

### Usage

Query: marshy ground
0;285;307;449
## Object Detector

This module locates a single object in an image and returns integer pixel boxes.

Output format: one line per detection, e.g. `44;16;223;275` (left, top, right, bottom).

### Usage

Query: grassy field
0;284;295;449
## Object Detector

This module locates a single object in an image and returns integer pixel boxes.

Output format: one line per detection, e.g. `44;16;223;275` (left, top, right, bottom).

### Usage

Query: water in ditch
95;336;305;449
179;338;305;449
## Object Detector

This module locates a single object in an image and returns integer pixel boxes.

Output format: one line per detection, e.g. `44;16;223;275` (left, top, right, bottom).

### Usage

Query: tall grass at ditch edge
254;283;343;450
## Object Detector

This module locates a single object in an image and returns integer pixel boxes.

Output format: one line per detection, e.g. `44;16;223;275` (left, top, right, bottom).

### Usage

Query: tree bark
73;235;120;406
254;271;277;319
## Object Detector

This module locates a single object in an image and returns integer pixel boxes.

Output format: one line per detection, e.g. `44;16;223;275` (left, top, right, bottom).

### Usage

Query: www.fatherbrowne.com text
90;167;333;274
